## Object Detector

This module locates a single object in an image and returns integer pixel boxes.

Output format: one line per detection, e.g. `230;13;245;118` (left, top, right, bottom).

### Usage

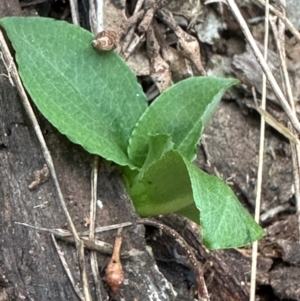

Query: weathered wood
155;215;250;301
0;32;175;301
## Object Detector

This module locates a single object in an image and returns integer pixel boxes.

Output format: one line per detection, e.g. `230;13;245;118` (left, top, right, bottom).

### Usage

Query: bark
151;215;250;301
0;29;175;301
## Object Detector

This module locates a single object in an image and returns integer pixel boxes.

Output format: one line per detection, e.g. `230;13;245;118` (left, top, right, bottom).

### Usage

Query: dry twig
15;221;132;256
250;1;269;298
51;235;85;301
138;218;210;301
0;30;92;301
89;156;103;301
157;8;206;75
226;0;300;134
251;0;300;42
248;1;300;298
89;0;104;34
121;0;145;58
146;24;172;91
254;106;299;144
69;0;80;25
289;122;300;239
153;21;189;82
268;7;300;241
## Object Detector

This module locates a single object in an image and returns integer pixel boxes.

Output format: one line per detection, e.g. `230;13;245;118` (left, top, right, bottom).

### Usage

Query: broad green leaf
126;150;264;249
182;158;264;249
175;203;200;225
121;134;174;189
138;134;174;180
126;151;194;216
0;17;147;167
128;77;238;168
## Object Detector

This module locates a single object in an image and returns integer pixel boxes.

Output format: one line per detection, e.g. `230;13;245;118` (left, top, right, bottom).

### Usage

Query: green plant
0;17;264;249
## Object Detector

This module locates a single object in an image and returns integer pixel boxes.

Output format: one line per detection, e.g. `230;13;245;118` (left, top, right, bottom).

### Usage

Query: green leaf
175;203;200;225
125;151;195;216
1;16;263;250
138;134;174;180
125;150;264;249
120;134;174;192
182;158;264;249
0;17;147;167
128;77;238;168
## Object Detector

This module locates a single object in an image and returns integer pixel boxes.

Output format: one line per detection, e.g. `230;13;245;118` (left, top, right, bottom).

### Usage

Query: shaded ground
1;0;300;300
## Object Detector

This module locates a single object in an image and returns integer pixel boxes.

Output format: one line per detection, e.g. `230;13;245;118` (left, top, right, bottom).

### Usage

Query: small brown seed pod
105;231;124;293
92;30;118;51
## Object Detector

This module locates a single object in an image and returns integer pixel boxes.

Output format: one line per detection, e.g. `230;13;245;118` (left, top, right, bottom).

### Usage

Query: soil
0;0;300;300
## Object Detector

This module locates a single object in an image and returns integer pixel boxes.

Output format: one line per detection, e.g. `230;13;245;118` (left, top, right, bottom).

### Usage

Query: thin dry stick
0;51;14;86
51;234;85;301
0;31;92;301
157;9;206;75
15;221;133;238
138;218;210;301
269;5;300;240
16;221;132;256
138;7;155;32
250;2;269;300
251;0;300;42
16;222;131;257
89;157;99;241
89;0;104;34
88;5;108;299
226;0;300;135
69;0;80;25
89;156;103;301
121;0;145;58
269;17;294;110
255;107;299;144
260;203;290;222
289;123;300;239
